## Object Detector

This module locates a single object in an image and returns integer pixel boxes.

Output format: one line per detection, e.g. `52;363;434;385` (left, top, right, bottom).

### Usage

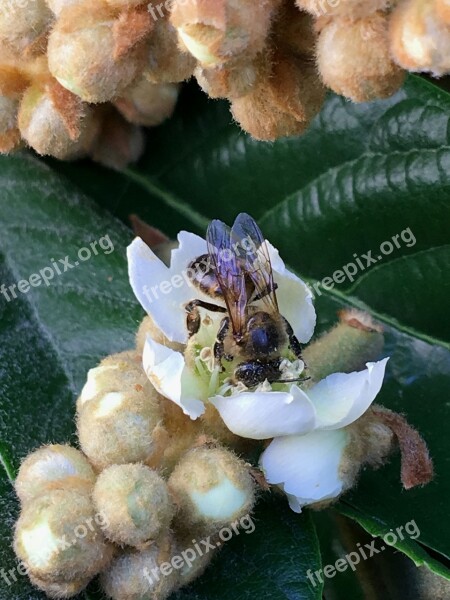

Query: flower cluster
0;0;193;164
128;220;433;512
14;352;256;599
1;0;449;159
13;217;434;599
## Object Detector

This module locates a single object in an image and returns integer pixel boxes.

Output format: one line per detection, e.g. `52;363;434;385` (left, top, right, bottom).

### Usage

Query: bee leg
185;299;227;338
185;304;201;337
214;317;230;371
282;316;304;362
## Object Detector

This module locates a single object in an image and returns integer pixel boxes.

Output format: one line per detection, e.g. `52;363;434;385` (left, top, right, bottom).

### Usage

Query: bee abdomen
234;359;283;388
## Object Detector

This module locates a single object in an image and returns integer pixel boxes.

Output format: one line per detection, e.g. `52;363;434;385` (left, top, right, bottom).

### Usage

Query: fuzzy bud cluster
0;0;449;156
14;445;114;598
14;341;257;599
13;271;435;599
0;0;189;163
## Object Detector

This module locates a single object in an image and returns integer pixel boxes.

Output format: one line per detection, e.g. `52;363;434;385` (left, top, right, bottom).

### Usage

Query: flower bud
168;446;255;536
89;106;145;169
332;410;395;506
18;80;98;159
170;0;281;67
28;573;91;599
48;2;152;102
143;17;196;83
389;0;450;76
0;0;52;56
194;60;259;100
317;12;405;102
0;66;28;153
93;464;175;548
115;77;179;127
295;0;389;19
173;532;217;588
100;535;179;600
231;51;325;141
77;381;167;471
77;350;147;413
15;444;96;504
303;309;384;382
14;489;113;582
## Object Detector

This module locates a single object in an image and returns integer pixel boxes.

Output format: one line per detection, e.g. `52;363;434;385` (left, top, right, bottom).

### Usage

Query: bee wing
207;219;247;337
231;213;279;314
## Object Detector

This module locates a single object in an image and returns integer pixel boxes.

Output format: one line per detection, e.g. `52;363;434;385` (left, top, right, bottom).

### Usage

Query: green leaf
0;154;322;600
314;510;450;600
53;75;450;573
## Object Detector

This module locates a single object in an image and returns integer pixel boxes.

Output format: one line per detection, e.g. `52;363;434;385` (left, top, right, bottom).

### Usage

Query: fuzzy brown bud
173;532;217;588
77;350;147;412
28;574;91;599
317;13;405;102
0;0;52;56
389;0;450;76
48;2;152;102
14;489;113;583
100;535;179;600
15;444;96;504
18;80;98;159
90;106;145;169
231;51;325;141
303;309;384;383
168;446;255;536
144;16;196;83
93;464;175;547
77;371;167;471
115;77;179;126
194;59;259;100
170;0;281;67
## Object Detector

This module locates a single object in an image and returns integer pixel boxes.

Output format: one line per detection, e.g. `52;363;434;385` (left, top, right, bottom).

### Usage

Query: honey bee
184;213;305;388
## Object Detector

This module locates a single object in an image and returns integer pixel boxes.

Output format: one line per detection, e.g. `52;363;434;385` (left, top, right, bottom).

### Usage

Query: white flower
127;231;316;346
127;227;389;512
129;229;315;417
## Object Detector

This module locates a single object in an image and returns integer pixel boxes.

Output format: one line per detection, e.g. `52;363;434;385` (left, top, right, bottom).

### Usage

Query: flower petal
170;231;208;274
210;385;316;440
309;358;389;430
260;429;349;512
143;336;206;419
267;242;316;344
127;233;220;344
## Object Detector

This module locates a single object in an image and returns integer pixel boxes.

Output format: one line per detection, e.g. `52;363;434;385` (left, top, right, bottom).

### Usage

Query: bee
184;213;305;388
